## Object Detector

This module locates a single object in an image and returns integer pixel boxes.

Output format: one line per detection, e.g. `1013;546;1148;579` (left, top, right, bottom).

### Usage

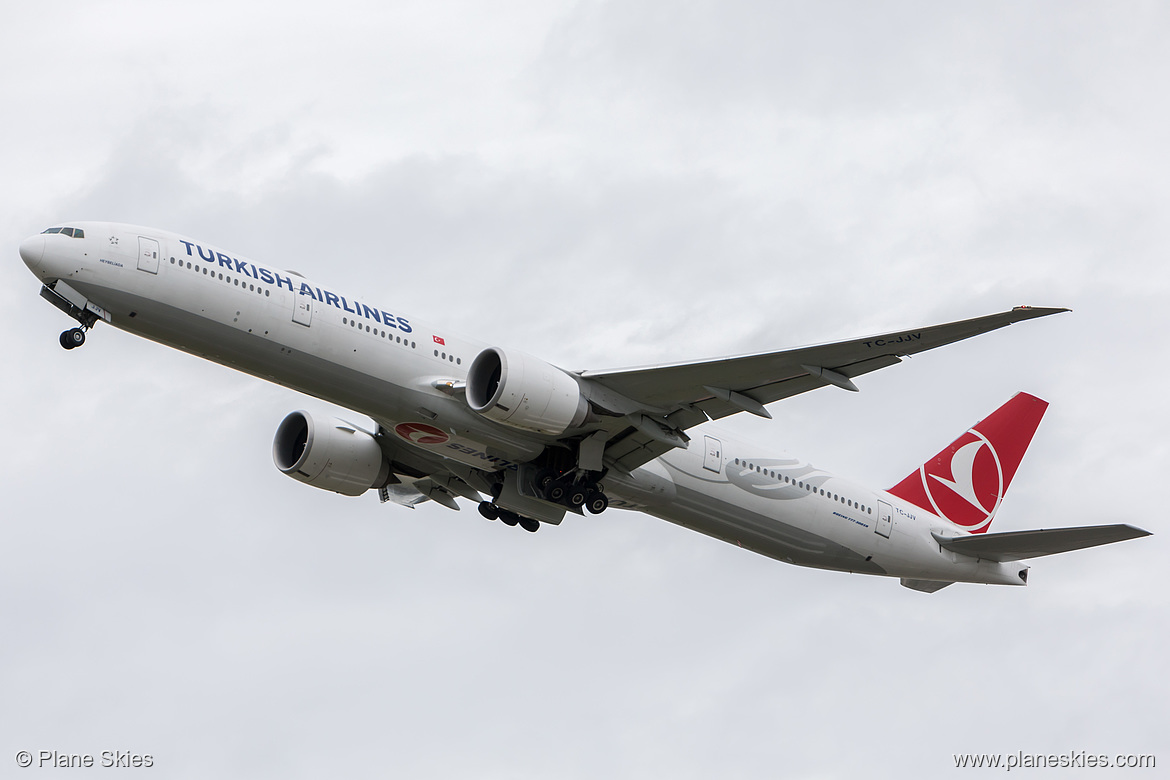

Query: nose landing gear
40;283;99;350
59;327;87;350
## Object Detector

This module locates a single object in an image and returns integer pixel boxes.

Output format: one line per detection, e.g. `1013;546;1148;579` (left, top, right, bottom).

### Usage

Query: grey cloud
2;2;1167;778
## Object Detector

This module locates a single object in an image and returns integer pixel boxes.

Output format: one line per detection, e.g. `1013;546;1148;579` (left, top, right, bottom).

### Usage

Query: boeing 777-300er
20;222;1150;592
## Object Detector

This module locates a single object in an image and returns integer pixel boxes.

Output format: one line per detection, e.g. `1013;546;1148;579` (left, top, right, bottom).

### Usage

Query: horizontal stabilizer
933;524;1151;562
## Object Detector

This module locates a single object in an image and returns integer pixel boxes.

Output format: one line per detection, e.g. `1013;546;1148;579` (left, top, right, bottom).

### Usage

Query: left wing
580;306;1069;472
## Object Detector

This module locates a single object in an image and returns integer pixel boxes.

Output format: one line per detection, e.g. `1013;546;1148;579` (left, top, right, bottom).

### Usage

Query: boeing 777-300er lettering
20;222;1150;592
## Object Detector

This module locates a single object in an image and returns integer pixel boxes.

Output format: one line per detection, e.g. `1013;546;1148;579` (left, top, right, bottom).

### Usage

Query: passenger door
702;435;723;474
137;237;160;274
876;501;893;538
293;292;313;326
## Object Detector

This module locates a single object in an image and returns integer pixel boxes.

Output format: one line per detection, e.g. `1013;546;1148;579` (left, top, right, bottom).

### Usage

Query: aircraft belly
638;482;887;575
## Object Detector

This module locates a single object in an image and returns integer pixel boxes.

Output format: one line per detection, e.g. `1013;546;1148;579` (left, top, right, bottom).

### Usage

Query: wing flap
933;524;1151;562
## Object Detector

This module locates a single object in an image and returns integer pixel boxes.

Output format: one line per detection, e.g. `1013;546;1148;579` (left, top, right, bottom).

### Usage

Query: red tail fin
888;392;1048;534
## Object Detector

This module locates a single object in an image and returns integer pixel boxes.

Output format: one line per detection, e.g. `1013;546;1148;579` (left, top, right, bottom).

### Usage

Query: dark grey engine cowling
273;410;391;496
465;347;591;435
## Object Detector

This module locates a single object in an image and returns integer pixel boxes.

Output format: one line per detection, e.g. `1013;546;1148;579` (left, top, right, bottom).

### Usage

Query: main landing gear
477;500;541;533
537;469;609;515
477;465;610;534
59;327;87;350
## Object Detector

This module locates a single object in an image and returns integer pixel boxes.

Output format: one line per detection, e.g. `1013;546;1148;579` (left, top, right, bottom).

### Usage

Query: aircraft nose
20;234;45;271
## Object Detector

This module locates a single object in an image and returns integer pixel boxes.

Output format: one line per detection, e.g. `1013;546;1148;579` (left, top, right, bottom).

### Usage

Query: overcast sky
2;2;1166;778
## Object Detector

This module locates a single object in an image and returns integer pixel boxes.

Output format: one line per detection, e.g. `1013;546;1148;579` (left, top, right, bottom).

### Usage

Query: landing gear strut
59;327;86;350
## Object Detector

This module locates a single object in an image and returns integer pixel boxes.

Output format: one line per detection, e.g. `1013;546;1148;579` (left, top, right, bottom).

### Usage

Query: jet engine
272;410;391;496
466;347;591;435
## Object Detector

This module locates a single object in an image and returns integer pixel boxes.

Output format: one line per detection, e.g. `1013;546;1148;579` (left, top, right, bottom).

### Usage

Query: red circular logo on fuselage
394;422;450;445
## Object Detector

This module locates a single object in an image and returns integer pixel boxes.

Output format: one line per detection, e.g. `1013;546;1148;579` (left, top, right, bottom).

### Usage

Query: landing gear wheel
60;328;85;349
478;501;499;521
585;491;609;514
517;516;540;533
567;488;587;508
499;512;518;527
546;483;566;503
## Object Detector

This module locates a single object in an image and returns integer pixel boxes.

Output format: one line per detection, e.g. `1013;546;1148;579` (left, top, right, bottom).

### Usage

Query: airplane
19;221;1150;592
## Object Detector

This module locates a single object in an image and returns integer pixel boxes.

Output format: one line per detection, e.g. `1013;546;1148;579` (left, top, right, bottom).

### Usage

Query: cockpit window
41;226;84;238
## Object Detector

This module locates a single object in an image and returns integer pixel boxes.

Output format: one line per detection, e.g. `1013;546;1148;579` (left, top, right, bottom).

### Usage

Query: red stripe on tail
888;392;1048;533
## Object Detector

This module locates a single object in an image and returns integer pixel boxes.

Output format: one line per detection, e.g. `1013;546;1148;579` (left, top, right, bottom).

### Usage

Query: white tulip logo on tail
920;431;1003;532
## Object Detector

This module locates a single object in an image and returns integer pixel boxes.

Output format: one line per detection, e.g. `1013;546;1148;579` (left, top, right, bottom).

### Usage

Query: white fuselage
20;222;1029;587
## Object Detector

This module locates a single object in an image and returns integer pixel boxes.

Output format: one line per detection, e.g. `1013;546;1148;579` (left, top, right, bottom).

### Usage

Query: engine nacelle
466;347;591;435
272;410;390;496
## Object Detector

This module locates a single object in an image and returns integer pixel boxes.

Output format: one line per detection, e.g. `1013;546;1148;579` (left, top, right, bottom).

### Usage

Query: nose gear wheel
59;327;86;349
